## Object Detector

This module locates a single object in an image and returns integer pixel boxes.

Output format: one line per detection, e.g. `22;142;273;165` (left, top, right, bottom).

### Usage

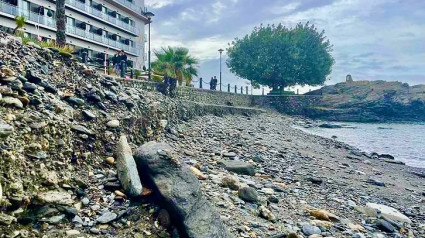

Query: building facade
0;0;150;69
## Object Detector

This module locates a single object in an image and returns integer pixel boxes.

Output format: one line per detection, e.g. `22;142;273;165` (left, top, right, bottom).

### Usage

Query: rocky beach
1;31;425;238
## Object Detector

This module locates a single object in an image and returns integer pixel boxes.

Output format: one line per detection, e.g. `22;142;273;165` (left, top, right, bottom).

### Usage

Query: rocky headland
306;80;425;122
1;31;425;238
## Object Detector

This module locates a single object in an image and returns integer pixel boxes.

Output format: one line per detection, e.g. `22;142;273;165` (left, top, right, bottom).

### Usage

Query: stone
35;191;73;206
22;82;37;92
82;110;96;120
96;211;117;224
223;160;255;176
0;213;17;225
66;97;85;107
189;166;207;180
221;176;240;190
223;152;237;157
107;119;120;128
375;219;395;232
259;205;275;221
238;186;259;203
40;81;57;94
66;230;80;236
1;97;23;108
366;203;412;223
25;70;42;84
0;121;13;138
47;214;65;224
71;125;95;135
1;67;15;76
302;224;321;236
158;209;171;228
367;178;385;187
105;157;115;165
116;135;143;197
134;141;232;238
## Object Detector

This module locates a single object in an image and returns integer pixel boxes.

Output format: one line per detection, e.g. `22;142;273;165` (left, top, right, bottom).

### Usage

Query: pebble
106;119;120;128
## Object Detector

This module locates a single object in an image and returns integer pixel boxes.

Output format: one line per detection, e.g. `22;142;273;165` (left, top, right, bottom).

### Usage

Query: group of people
111;50;128;76
210;76;218;90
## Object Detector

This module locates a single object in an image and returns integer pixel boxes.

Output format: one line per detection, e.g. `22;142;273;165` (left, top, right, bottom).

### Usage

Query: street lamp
145;11;155;81
218;48;224;91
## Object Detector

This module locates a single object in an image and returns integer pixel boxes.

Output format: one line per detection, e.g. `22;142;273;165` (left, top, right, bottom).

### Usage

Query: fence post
228;84;230;92
297;89;299;95
200;78;203;89
246;86;248;95
240;86;243;94
262;87;264;95
235;85;237;94
130;69;133;79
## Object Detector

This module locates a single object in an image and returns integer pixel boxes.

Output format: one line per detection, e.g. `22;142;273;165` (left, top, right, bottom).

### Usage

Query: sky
145;0;425;94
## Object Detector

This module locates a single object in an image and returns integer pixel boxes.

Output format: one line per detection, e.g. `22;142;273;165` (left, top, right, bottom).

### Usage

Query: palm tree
56;0;66;46
13;16;26;35
151;47;199;85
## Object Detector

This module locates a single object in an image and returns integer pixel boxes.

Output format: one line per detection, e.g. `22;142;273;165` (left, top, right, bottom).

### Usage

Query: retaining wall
115;78;322;115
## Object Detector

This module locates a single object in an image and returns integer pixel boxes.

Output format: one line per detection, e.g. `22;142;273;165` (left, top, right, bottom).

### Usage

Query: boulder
115;135;143;197
222;160;255;176
134;141;232;238
366;203;412;223
0;213;16;225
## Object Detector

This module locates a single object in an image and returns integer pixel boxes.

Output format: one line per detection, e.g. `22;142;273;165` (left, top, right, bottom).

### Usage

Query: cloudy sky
145;0;425;94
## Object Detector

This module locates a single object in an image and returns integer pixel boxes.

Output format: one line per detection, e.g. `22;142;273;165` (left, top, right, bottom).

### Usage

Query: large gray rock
0;121;13;138
223;160;256;176
134;141;232;238
116;135;143;197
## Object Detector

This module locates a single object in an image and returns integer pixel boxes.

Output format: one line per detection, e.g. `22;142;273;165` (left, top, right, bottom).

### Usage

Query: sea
295;122;425;168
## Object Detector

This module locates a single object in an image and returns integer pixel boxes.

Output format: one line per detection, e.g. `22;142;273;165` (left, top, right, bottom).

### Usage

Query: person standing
120;50;128;77
112;51;120;75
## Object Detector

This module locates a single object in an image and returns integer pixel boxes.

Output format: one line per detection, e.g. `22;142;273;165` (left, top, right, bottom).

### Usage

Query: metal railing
65;0;138;34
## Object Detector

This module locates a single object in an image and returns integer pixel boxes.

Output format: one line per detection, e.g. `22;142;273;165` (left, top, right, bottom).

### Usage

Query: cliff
307;80;425;122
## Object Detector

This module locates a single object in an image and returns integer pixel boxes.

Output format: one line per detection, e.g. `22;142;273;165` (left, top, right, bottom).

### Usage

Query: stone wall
112;80;322;116
175;87;253;107
175;86;322;115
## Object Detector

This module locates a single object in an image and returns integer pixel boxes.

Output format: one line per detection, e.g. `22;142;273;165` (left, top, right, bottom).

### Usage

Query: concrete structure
0;0;150;69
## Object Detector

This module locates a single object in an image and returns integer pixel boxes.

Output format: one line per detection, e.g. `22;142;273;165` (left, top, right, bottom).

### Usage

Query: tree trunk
56;0;66;46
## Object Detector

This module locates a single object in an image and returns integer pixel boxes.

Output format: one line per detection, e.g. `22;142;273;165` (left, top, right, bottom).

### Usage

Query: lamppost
145;11;155;81
218;48;224;91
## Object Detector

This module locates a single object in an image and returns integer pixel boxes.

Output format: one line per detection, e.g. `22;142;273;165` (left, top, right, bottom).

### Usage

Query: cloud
145;0;425;94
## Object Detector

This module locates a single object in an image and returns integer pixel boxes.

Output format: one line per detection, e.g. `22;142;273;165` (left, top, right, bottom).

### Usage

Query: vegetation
134;70;142;78
56;0;66;46
151;46;199;85
13;16;26;35
226;22;335;93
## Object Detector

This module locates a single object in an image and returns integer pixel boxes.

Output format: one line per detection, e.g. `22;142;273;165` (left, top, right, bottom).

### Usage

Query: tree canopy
226;22;335;92
151;46;199;85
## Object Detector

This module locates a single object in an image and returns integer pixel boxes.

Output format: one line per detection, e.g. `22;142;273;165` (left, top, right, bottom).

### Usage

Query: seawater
296;122;425;168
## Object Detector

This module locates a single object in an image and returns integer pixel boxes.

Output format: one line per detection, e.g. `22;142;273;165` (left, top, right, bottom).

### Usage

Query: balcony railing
65;0;138;34
0;1;138;54
65;25;137;54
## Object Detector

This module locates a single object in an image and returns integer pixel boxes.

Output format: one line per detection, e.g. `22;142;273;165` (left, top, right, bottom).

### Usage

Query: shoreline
165;112;425;237
292;118;425;170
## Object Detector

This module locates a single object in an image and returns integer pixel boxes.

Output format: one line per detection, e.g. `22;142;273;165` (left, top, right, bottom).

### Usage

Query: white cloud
145;0;174;9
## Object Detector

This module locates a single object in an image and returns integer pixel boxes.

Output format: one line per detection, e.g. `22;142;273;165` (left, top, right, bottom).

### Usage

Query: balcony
65;0;139;35
65;25;137;54
0;1;138;54
0;1;57;28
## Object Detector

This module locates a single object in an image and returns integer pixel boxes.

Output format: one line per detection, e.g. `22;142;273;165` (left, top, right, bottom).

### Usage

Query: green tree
226;22;334;93
13;16;26;35
151;46;199;85
56;0;66;46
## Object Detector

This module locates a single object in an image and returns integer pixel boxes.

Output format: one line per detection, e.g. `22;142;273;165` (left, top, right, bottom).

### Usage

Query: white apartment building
0;0;150;69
